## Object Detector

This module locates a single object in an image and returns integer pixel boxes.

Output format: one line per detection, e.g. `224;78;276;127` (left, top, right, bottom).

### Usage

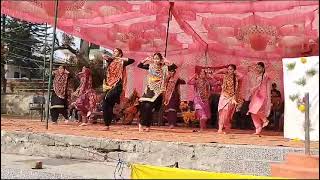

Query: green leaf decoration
289;94;299;102
306;68;318;77
286;62;296;71
294;77;306;86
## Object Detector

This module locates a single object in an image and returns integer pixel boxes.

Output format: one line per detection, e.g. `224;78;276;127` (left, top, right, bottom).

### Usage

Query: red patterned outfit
50;69;70;122
73;68;97;121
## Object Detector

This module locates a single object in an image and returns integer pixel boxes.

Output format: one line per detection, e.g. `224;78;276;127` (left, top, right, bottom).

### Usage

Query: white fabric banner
282;56;319;141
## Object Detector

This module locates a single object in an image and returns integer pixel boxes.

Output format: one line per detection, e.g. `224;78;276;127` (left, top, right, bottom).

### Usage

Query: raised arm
187;74;197;85
102;54;113;62
211;68;227;79
120;58;135;66
137;62;150;70
52;70;57;76
137;56;152;70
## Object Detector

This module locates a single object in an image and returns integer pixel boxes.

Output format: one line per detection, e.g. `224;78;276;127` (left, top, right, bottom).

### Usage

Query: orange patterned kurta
221;73;242;103
105;59;124;89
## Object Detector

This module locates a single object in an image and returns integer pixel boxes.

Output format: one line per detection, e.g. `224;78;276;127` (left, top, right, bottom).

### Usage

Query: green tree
1;15;52;80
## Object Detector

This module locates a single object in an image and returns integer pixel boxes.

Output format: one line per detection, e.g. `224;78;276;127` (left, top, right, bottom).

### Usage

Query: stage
1;116;318;149
1;116;319;176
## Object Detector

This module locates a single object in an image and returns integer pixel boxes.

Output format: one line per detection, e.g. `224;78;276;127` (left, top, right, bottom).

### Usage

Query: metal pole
46;0;59;129
41;23;48;122
304;92;310;155
205;45;209;67
164;2;174;57
158;2;174;126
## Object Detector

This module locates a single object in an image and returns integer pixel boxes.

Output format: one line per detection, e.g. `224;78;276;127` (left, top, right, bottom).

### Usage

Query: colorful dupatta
53;69;69;99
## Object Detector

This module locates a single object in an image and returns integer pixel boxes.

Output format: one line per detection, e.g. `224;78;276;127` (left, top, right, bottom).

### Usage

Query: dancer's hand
142;56;152;64
231;97;238;105
102;53;111;60
163;57;172;65
119;57;129;61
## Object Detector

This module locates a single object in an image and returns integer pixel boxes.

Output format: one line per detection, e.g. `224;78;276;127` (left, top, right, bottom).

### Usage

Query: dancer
50;65;70;124
164;69;186;128
138;52;177;132
73;66;97;126
188;69;215;132
214;64;243;134
247;62;271;135
102;48;135;130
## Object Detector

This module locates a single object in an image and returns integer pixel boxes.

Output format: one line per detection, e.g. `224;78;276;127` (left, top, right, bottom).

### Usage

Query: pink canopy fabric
2;1;319;99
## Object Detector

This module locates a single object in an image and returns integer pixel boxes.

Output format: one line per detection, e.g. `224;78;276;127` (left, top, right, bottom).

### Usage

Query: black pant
103;100;115;126
102;84;122;126
50;108;68;122
140;101;153;127
234;101;254;130
210;94;220;128
139;95;163;127
268;109;282;130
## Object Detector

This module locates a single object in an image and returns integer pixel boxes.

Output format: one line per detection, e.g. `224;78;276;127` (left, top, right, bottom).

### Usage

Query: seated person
120;90;140;125
269;83;282;130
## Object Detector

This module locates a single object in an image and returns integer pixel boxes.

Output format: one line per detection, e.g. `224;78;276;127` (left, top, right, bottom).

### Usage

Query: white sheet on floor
282;56;319;141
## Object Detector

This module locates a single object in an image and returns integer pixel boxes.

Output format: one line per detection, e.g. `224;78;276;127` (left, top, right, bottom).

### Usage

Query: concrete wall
1;130;318;176
1;93;48;116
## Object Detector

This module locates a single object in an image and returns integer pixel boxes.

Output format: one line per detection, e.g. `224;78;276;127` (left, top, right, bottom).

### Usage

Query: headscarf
53;69;69;99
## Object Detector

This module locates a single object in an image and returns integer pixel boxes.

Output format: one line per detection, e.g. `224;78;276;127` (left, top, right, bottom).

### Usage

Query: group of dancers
50;48;271;135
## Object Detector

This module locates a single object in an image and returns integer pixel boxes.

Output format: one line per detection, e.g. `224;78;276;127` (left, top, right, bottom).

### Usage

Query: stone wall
1;93;48;116
1;130;319;176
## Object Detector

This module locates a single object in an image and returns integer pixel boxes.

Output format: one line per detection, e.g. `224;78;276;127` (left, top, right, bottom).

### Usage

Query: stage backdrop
282;56;319;141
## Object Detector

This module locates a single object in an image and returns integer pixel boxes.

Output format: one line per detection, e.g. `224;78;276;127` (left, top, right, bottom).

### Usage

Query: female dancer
73;66;97;126
214;64;243;134
188;69;215;132
138;52;177;132
164;69;186;128
247;62;271;135
50;65;70;124
102;48;135;130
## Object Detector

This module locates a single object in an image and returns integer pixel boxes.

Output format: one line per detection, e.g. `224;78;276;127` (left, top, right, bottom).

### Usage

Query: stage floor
1;116;318;149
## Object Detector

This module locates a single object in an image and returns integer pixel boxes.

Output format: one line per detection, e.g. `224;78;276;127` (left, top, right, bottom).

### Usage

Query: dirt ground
1;116;318;149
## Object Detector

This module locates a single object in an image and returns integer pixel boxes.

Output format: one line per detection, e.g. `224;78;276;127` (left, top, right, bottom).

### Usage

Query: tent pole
205;45;209;67
164;2;174;57
46;0;59;129
41;23;48;122
158;2;174;126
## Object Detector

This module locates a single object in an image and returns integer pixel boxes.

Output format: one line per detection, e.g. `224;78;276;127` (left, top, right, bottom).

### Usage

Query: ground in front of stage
1;116;318;149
